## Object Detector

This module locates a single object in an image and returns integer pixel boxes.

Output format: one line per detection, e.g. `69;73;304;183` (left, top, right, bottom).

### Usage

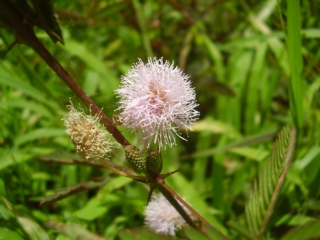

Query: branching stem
0;3;226;237
163;182;228;239
0;1;130;147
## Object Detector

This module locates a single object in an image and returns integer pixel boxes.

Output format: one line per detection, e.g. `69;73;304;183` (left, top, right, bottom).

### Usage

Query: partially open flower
116;57;199;148
144;194;192;236
62;103;119;160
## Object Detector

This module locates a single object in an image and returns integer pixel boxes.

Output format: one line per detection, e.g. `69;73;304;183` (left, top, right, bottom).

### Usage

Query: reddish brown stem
144;171;198;229
0;1;129;147
163;182;229;240
29;36;130;147
0;4;228;237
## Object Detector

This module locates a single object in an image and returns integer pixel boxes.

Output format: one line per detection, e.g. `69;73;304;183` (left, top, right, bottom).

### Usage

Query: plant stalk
0;1;130;147
163;182;229;240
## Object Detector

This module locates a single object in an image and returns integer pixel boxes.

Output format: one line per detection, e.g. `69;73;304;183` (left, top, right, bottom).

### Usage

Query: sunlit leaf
44;219;107;240
0;227;25;240
183;227;209;240
3;198;50;240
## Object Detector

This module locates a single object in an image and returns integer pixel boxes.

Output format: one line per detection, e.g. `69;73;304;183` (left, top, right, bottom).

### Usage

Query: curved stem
30;37;130;147
0;1;130;147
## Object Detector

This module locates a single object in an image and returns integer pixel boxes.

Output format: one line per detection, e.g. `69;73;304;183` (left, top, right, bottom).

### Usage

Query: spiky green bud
125;145;146;173
146;149;162;174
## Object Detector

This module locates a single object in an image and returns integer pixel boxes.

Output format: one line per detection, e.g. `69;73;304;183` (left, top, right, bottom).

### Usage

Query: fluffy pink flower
115;58;199;148
144;194;192;236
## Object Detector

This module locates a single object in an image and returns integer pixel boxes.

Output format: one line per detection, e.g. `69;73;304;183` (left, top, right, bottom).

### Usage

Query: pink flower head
144;194;192;236
115;57;199;148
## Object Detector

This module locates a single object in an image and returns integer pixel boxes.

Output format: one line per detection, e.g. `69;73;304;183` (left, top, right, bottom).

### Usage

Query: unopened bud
125;145;146;173
146;149;162;174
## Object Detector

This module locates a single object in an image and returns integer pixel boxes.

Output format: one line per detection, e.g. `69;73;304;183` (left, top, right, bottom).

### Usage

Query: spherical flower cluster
115;57;199;148
144;194;192;236
62;103;118;161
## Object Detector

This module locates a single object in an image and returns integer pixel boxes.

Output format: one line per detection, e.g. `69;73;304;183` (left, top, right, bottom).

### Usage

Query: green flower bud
125;145;146;173
146;149;162;174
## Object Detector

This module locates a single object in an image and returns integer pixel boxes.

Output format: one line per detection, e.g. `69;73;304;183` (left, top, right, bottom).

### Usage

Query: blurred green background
0;0;319;239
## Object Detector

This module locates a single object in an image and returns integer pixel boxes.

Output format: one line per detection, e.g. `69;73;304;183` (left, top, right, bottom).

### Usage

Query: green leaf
98;177;133;194
62;40;119;96
192;118;241;139
281;219;320;240
0;227;25;240
201;34;225;81
275;214;315;227
204;225;230;240
183;227;209;240
0;99;52;118
0;65;58;110
0;204;14;220
44;219;107;240
132;0;153;57
0;179;6;198
229;147;269;162
244;42;267;134
74;198;109;221
0;147;52;170
187;128;276;160
287;0;303;130
245;125;297;239
294;145;320;170
3;198;50;240
227;221;252;240
14;128;66;147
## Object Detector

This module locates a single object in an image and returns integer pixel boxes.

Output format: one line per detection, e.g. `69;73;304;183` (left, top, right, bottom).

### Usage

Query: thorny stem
31;38;130;147
144;171;198;230
0;3;228;237
163;182;229;240
0;1;130;147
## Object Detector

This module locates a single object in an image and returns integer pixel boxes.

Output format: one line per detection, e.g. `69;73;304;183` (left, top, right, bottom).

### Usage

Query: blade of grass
201;34;225;81
245;42;267;134
132;0;153;57
287;0;303;130
182;128;277;160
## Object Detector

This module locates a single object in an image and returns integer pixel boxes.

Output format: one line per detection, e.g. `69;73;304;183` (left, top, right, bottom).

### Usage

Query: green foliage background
0;0;319;239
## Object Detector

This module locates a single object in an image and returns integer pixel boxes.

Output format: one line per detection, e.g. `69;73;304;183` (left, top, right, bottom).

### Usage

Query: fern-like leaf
245;125;296;239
